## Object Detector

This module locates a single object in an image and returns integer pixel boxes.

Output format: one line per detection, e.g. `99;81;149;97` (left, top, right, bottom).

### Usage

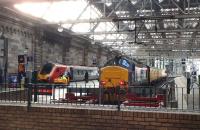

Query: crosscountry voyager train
37;63;98;84
100;55;167;103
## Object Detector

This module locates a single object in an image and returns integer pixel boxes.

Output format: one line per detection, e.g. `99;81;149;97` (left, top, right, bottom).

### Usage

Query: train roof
43;63;98;70
67;65;98;70
113;55;148;67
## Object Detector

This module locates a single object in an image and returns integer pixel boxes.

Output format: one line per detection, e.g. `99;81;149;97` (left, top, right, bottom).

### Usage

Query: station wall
42;41;63;64
88;51;97;66
0;8;118;74
0;105;199;130
69;47;84;65
100;55;107;67
8;37;33;73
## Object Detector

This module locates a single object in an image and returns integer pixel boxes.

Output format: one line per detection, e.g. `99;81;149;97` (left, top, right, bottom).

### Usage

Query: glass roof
15;0;88;22
14;0;130;52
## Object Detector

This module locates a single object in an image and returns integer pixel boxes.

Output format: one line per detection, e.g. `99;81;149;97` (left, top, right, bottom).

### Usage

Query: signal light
18;63;25;73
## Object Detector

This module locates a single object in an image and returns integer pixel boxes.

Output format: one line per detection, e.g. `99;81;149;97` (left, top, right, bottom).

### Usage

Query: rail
0;82;199;112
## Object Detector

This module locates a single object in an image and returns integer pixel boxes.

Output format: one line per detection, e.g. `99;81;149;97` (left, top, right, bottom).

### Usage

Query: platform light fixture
57;23;63;32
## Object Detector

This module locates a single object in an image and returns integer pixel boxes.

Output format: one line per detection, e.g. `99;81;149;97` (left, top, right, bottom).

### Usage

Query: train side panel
51;66;67;82
150;68;155;82
150;68;167;83
38;64;68;84
69;66;98;81
38;63;99;84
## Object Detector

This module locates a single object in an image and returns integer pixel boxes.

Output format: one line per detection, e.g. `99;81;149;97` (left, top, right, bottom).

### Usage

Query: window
119;59;130;68
40;63;54;74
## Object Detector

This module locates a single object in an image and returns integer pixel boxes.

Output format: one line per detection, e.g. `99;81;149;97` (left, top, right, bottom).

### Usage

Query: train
37;63;99;84
100;55;167;105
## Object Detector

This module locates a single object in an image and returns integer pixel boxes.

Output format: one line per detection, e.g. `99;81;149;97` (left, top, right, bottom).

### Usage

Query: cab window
40;63;54;74
119;58;130;68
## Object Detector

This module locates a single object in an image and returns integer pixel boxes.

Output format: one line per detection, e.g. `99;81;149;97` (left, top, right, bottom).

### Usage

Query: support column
33;27;43;70
62;38;71;65
160;58;162;69
83;45;89;66
163;58;165;69
3;38;8;84
150;58;154;67
96;47;102;67
171;59;174;73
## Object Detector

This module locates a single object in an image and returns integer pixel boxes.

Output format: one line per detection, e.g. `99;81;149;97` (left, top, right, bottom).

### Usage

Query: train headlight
100;81;106;86
47;77;51;81
119;80;125;86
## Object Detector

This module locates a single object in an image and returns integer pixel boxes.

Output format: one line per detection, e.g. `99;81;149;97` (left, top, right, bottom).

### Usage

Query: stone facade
0;7;119;76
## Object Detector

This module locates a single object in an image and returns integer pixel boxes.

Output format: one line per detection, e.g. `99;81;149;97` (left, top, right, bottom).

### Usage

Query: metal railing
0;83;28;103
0;81;199;112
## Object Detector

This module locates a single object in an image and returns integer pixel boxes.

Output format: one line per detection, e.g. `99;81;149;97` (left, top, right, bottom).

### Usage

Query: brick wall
0;105;199;130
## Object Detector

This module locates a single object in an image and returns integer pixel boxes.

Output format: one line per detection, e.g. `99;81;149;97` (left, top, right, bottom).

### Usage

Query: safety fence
0;82;199;112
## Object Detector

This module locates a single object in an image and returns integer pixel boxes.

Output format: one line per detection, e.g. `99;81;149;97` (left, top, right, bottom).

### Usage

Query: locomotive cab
38;63;69;84
100;55;167;105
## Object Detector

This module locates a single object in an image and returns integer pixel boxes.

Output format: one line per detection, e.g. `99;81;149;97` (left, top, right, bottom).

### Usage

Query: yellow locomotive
100;56;167;103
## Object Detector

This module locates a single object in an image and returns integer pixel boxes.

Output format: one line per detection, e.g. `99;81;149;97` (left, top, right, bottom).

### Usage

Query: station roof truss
2;0;200;58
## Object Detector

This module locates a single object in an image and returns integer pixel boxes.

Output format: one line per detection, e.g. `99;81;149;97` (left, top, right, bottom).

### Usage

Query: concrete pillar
62;38;71;65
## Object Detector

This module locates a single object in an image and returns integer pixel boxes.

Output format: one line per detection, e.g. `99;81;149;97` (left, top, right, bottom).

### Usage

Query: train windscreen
104;56;122;66
40;63;54;74
119;59;130;68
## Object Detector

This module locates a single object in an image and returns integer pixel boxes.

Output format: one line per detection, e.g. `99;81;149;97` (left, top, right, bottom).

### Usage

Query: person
67;71;71;80
59;74;67;84
84;71;89;83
